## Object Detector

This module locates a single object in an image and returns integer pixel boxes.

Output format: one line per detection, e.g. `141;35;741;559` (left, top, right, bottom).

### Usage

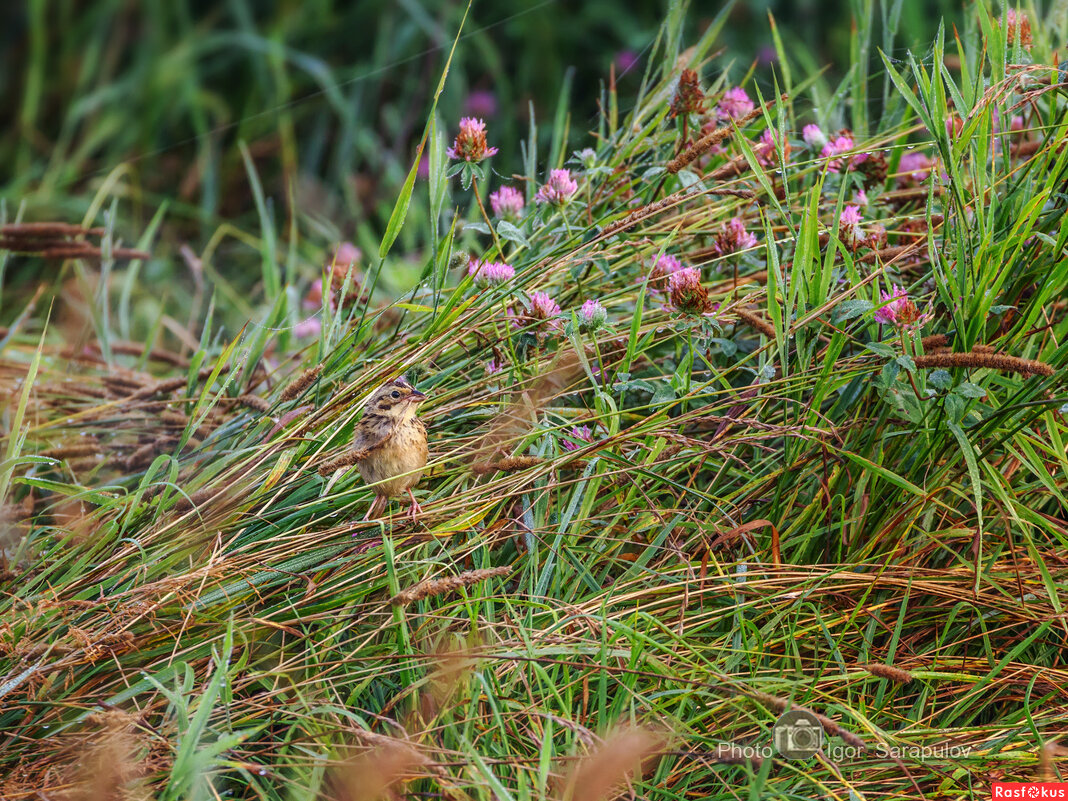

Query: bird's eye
390;390;401;399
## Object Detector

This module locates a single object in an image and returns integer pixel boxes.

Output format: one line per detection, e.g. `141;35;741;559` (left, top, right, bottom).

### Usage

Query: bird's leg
363;494;386;521
405;488;423;523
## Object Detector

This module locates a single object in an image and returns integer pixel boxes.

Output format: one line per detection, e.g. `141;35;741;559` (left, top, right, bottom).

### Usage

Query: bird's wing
351;422;395;462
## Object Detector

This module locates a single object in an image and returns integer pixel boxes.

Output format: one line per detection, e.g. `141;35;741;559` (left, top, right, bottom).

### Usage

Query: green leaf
164;619;234;800
948;421;984;540
834;449;926;497
651;382;676;407
955;382;987;399
834;298;874;321
383;99;448;258
496;220;528;246
548;67;574;169
0;320;47;507
895;354;916;371
878;360;900;388
928;369;952;389
879;50;932;132
676;169;703;188
378;1;473;261
945;393;966;423
239;141;279;301
865;342;896;358
428;115;448;238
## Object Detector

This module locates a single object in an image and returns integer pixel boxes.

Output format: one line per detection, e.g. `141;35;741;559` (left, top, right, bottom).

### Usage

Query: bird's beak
407;390;427;403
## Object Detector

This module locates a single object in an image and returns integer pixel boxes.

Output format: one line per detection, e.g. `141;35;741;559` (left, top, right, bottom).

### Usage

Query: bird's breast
358;420;428;496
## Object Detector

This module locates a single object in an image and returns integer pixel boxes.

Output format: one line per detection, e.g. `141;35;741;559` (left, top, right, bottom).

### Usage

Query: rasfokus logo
991;783;1068;799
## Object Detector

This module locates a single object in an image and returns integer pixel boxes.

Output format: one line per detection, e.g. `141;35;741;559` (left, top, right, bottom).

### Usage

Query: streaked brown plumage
352;376;428;520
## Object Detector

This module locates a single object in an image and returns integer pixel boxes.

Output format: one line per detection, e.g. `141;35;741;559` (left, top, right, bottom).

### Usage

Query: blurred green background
0;0;966;326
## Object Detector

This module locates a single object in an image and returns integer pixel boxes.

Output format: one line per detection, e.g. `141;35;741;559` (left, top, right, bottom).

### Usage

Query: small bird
352;376;429;521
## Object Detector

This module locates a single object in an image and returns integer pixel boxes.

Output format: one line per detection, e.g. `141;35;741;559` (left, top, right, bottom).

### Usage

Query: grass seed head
390;566;512;606
328;742;430;801
280;364;324;401
558;725;666;801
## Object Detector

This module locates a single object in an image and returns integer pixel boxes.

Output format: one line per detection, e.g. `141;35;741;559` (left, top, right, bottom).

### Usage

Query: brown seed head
670;69;705;117
558;726;666;801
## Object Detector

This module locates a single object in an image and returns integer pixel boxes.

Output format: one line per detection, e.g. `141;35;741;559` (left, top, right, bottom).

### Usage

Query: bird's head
367;376;427;421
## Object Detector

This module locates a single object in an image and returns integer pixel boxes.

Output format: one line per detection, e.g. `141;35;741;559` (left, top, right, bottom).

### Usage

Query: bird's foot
405;489;422;524
363;495;387;521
